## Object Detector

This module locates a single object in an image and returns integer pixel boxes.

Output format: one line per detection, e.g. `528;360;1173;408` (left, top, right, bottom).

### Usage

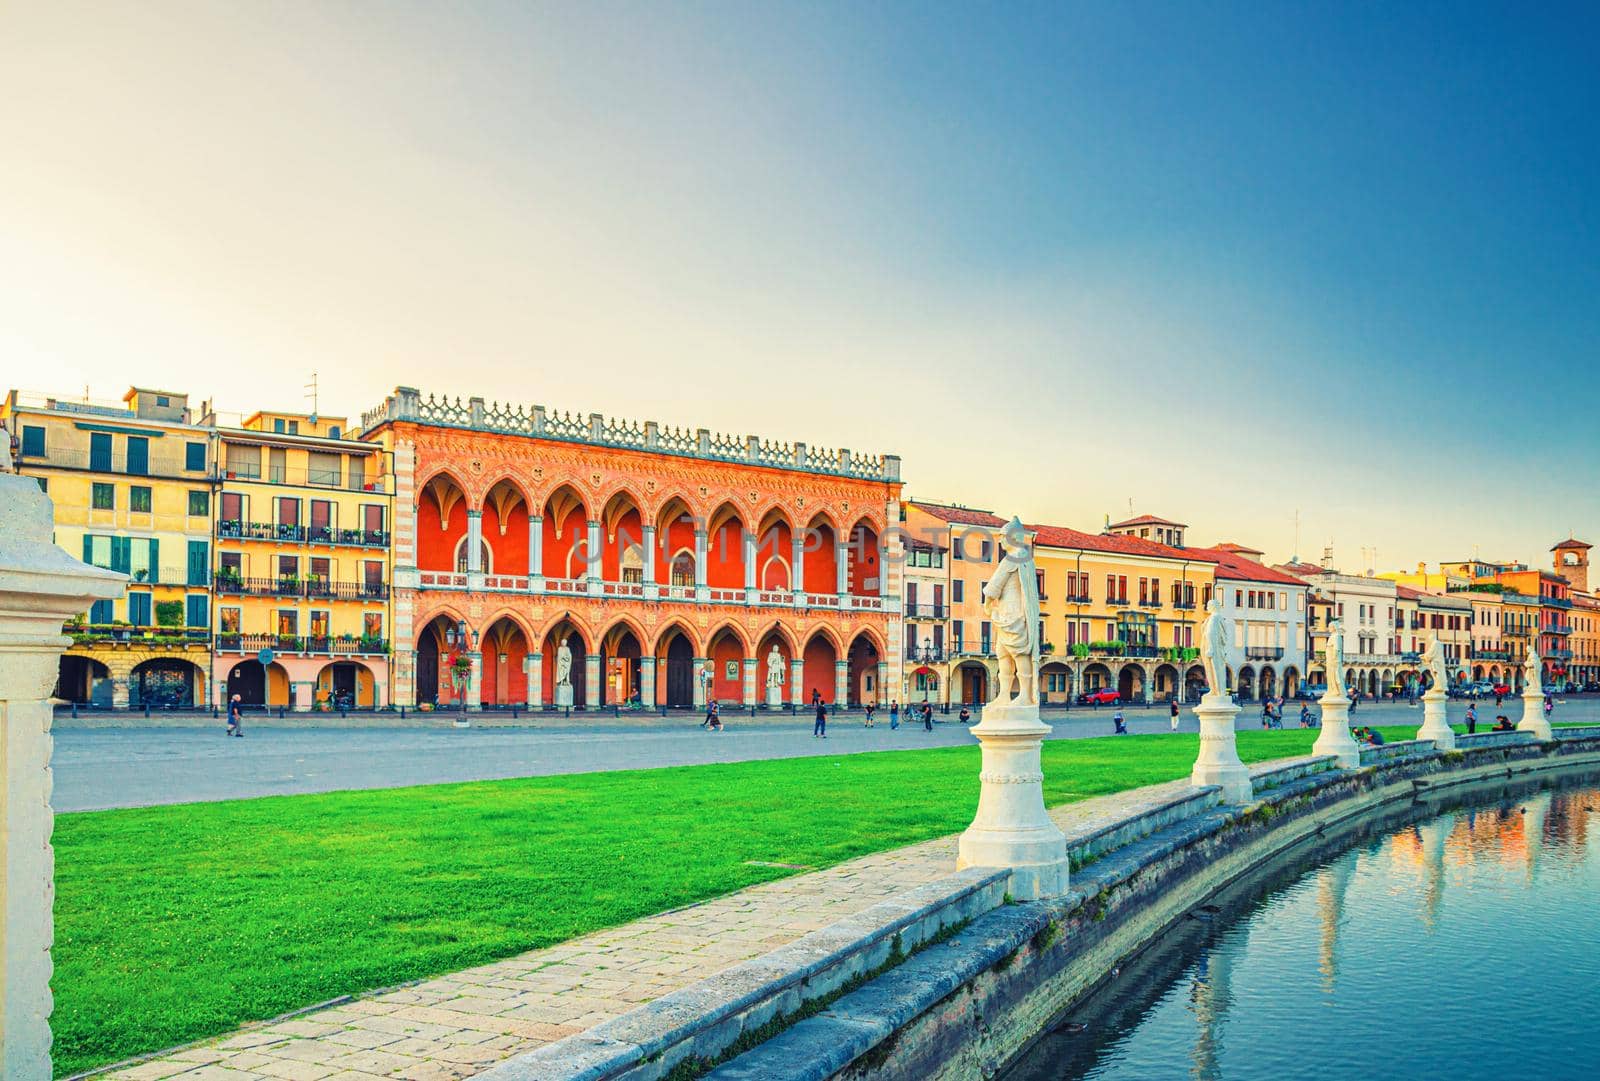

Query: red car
1077;688;1120;706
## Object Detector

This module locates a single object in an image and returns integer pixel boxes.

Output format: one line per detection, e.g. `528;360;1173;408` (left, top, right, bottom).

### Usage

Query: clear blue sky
3;1;1596;570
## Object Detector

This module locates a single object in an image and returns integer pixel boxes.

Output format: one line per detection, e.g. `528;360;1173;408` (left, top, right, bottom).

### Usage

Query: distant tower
1552;537;1592;593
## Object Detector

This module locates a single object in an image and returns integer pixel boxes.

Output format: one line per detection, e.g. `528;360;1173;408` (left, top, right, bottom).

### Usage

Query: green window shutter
82;534;93;564
111;536;131;574
148;538;160;584
187;541;209;586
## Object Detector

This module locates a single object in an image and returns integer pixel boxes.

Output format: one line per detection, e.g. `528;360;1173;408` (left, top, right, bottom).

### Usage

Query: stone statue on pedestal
981;517;1040;707
1199;598;1227;701
1325;620;1346;699
1524;639;1542;693
1423;634;1448;693
765;644;785;705
555;638;572;686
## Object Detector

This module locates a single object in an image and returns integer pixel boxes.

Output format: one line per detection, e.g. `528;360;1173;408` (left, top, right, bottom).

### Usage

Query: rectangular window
269;448;287;484
277;497;300;530
126;435;149;475
130;538;158;583
309;499;333;539
130;485;152;513
220;607;241;633
980;620;992;652
90;599;113;624
363;560;384;593
21;425;44;456
277;555;298;579
185;441;206;471
952;579;965;603
1106;574;1116;602
220;551;242;576
309;610;330;639
187;540;209;586
953;619;964;650
362;504;385;536
225;445;261;479
90;432;112;471
1118;575;1128;602
277;609;298;635
186;594;209;628
188;490;209;516
308;452;341;487
127;591;152;626
91;482;114;509
363;612;383;640
980;540;993;562
347;455;365;491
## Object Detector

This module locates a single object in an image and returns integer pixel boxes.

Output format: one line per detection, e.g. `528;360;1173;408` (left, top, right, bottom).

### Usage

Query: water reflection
1005;774;1600;1081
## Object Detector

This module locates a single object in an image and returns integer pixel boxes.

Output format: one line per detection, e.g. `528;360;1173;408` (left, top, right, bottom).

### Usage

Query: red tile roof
1393;584;1425;601
1552;537;1593;551
1108;513;1187;529
908;502;1006;528
1029;523;1213;563
1186;547;1305;586
1215;541;1266;557
1274;560;1330;578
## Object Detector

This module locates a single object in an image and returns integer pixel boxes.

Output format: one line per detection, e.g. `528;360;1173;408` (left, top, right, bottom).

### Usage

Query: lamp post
444;619;477;726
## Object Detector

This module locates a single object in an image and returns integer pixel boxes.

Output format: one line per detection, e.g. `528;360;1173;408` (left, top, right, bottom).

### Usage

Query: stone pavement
91;835;962;1081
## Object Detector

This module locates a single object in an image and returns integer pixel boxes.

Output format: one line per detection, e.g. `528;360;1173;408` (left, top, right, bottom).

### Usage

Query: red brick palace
359;388;904;710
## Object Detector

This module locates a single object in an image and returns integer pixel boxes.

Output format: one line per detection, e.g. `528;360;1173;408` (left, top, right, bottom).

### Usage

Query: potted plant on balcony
359;634;386;654
216;565;242;591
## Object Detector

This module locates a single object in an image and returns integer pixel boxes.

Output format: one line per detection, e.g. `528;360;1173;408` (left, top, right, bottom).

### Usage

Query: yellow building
1463;590;1511;685
1030;523;1216;705
209;410;394;709
1380;562;1469;593
900;501;1006;706
2;387;215;707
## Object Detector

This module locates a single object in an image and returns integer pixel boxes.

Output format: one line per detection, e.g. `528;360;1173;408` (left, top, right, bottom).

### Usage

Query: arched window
454;536;493;574
670;549;695;587
621;543;644;584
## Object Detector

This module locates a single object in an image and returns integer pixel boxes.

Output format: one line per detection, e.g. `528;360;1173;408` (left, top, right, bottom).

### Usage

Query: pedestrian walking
813;700;828;738
1544;693;1554;720
703;700;721;730
226;693;244;737
923;702;934;731
811;688;822;708
1465;703;1478;734
1299;702;1312;728
1261;699;1273;729
1113;708;1128;735
865;703;876;727
1170;699;1180;732
889;702;900;730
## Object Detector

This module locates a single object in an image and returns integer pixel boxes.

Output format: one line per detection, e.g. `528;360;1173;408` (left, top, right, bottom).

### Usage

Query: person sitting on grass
1113;709;1128;735
1493;714;1515;732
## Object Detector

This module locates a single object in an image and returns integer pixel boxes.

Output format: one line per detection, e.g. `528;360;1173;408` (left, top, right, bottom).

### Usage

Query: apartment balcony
1542;596;1574;609
904;603;949;619
214;576;390;600
218;520;391;549
1062;593;1093;605
904;644;946;664
1138;598;1163;608
214;633;391;657
64;625;210;648
1172;600;1197;611
1548;649;1575;661
1400;651;1422;664
1245;647;1285;662
220;464;390;494
1543;625;1573;636
1469;649;1511;661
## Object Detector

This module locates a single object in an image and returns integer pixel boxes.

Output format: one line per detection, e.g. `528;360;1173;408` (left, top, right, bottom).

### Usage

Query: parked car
1583;681;1600;693
1076;688;1120;706
1297;684;1327;700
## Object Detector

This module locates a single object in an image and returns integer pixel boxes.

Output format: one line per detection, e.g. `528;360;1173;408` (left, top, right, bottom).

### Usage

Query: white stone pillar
743;529;757;602
875;661;888;706
694;529;709;601
585;520;603;595
528;515;544;590
1313;688;1361;768
1191;692;1252;803
639;655;656;709
791;531;805;605
692;657;709;708
742;657;757;708
641;525;658;600
1417;686;1456;750
836;541;849;596
465;509;483;579
957;697;1070;902
466;651;482;711
790;656;805;708
834;659;848;706
1518;682;1551;739
0;474;125;1078
584;653;601;709
525;652;542;709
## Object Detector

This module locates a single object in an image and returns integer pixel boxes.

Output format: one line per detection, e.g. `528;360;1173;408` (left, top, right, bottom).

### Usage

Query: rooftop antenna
1292;508;1301;563
305;372;319;422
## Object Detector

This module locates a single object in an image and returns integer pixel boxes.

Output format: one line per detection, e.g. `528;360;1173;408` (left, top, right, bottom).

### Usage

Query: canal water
1006;773;1600;1081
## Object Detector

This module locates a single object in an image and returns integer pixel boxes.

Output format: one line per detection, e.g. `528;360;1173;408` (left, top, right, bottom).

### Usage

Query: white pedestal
1416;689;1456;750
956;700;1069;901
1518;690;1552;739
1190;694;1252;804
1312;692;1361;768
554;683;574;708
766;685;782;708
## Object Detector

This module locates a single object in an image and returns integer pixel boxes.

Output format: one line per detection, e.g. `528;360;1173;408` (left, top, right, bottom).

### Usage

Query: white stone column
1417;686;1456;750
957;699;1070;902
465;651;482;711
528;515;544;590
791;531;805;605
465;510;484;590
875;661;888;706
836;541;849;597
525;652;542;709
584;653;601;709
639;655;656;709
0;474;125;1079
641;525;658;600
790;656;805;708
743;529;757;602
694;529;709;602
1191;692;1252;803
1518;682;1551;739
834;659;848;706
1313;688;1361;768
742;657;757;708
585;520;603;595
692;657;709;708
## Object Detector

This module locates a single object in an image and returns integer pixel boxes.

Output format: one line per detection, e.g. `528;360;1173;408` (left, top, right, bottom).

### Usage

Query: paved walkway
59;697;1593;812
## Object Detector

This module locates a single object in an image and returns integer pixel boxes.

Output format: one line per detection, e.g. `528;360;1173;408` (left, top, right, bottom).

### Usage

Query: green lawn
50;725;1443;1076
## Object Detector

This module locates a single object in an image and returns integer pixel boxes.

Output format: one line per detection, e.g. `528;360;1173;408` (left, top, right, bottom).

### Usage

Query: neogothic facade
360;388;905;711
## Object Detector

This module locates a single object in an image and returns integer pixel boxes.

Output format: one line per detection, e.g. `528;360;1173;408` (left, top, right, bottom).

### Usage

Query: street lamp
444;620;477;724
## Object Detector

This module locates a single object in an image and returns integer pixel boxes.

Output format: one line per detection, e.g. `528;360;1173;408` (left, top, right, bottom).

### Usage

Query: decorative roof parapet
361;387;902;483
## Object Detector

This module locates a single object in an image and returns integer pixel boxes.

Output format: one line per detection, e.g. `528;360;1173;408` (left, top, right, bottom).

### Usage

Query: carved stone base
766;685;782;708
554;684;574;708
1190;694;1252;804
956;699;1069;901
1417;689;1455;749
1518;690;1552;739
1313;693;1362;768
